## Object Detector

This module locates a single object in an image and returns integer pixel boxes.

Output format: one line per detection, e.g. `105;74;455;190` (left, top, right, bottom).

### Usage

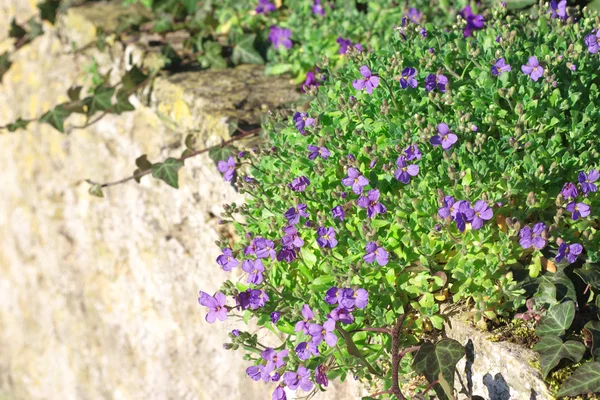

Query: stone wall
0;3;364;400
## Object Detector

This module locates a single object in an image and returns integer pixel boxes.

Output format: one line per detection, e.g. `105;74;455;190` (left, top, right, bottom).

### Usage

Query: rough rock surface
0;3;365;400
445;315;552;400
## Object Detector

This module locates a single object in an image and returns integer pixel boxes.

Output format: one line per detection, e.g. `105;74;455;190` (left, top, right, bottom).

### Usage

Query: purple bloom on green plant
406;7;423;23
325;287;338;304
255;238;276;259
400;67;418;89
202;292;228;323
438;196;456;218
394;155;419;184
353;65;379;94
284;204;309;225
471;200;493;230
288;176;310;191
272;386;286;400
332;205;344;221
519;223;547;249
404;144;421;160
460;6;485;37
217;156;236;181
293;112;314;134
342;167;369;194
270;311;281;324
548;0;567;20
217;248;238;271
315;364;329;387
308;318;337;347
308;145;331;160
294;304;314;334
242;259;264;285
430;123;458;150
425;73;448;92
255;0;276;14
521;57;544;81
282;225;304;249
284;367;313;391
248;289;269;309
585;30;600;54
364;242;389;266
561;182;579;199
491;58;511;76
329;306;354;324
566;202;591;220
579;170;599;195
556;242;583;264
317;226;338;248
312;0;324;16
276;247;297;262
295;341;319;360
357;189;387;218
247;365;270;382
269;26;292;50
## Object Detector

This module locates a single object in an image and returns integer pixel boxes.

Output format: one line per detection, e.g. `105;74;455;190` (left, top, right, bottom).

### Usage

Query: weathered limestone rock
0;3;366;400
446;315;553;400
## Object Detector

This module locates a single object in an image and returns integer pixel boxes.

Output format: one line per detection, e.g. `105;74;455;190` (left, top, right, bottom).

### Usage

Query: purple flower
217;156;236;181
203;292;228;323
339;288;368;309
281;225;304;249
269;26;292;50
242;259;265;285
284;204;309;225
555;242;583;264
293;112;314;134
357;189;387;218
406;7;423;23
548;0;567;20
363;242;389;266
231;329;241;337
312;0;324;16
520;223;547;250
460;6;485;37
521;57;544;82
430;123;458;150
404;144;422;161
454;201;475;232
352;66;379;94
308;318;338;347
438;196;456;218
394;155;419;184
585;30;600;54
295;341;319;360
325;287;338;304
248;289;269;309
317;226;338;248
276;247;297;263
288;176;310;192
264;349;289;372
579;170;599;195
270;311;281;324
354;288;369;309
284;367;313;391
329;306;354;324
425;73;448;92
272;373;281;382
400;67;418;89
420;27;428;37
315;365;329;387
566;202;591;220
342;167;369;194
303;70;319;92
471;200;493;230
217;248;239;271
491;58;511;76
247;365;270;382
294;304;315;334
255;238;276;259
272;387;286;400
331;205;345;222
256;0;276;14
308;145;331;160
561;182;579;199
337;37;353;54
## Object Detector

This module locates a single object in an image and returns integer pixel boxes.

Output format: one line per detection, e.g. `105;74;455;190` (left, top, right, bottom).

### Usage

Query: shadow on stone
483;373;511;400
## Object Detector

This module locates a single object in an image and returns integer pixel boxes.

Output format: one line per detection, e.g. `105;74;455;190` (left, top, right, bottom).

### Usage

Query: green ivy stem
93;127;261;189
379;76;399;111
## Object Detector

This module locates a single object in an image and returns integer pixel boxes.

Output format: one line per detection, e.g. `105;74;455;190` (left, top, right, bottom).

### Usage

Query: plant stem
380;76;399;111
349;327;392;335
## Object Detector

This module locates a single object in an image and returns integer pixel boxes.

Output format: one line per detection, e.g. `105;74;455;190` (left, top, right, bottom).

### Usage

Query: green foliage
151;157;184;188
536;301;575;337
39;105;72;133
584;321;600;361
533;336;585;378
412;339;465;399
556;362;600;397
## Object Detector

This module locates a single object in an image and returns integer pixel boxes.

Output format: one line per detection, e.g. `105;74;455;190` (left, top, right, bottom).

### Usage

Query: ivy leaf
83;87;115;117
197;41;226;69
112;89;135;114
88;183;104;198
575;264;600;290
67;86;83;102
151;157;183;188
536;301;575;337
0;52;11;82
121;66;148;92
583;321;600;361
39;104;72;133
38;0;61;24
542;270;577;304
9;19;27;40
412;339;465;400
27;18;43;39
6;118;31;132
533;336;585;378
209;145;237;164
232;34;264;65
557;362;600;397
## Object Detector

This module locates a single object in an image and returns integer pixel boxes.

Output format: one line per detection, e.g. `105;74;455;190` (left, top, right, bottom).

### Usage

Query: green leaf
557;362;600;397
413;339;465;400
88;183;104;198
121;66;148;91
308;275;334;291
27;18;43;39
83;87;115;117
39;104;72;133
9;18;26;40
232;34;264;65
337;326;381;376
38;0;60;24
198;41;226;69
208;145;237;164
112;89;135;114
151;157;183;188
533;336;585;378
536;301;575;337
0;52;12;83
575;264;600;290
584;321;600;361
67;86;83;102
6;118;31;132
265;63;293;75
